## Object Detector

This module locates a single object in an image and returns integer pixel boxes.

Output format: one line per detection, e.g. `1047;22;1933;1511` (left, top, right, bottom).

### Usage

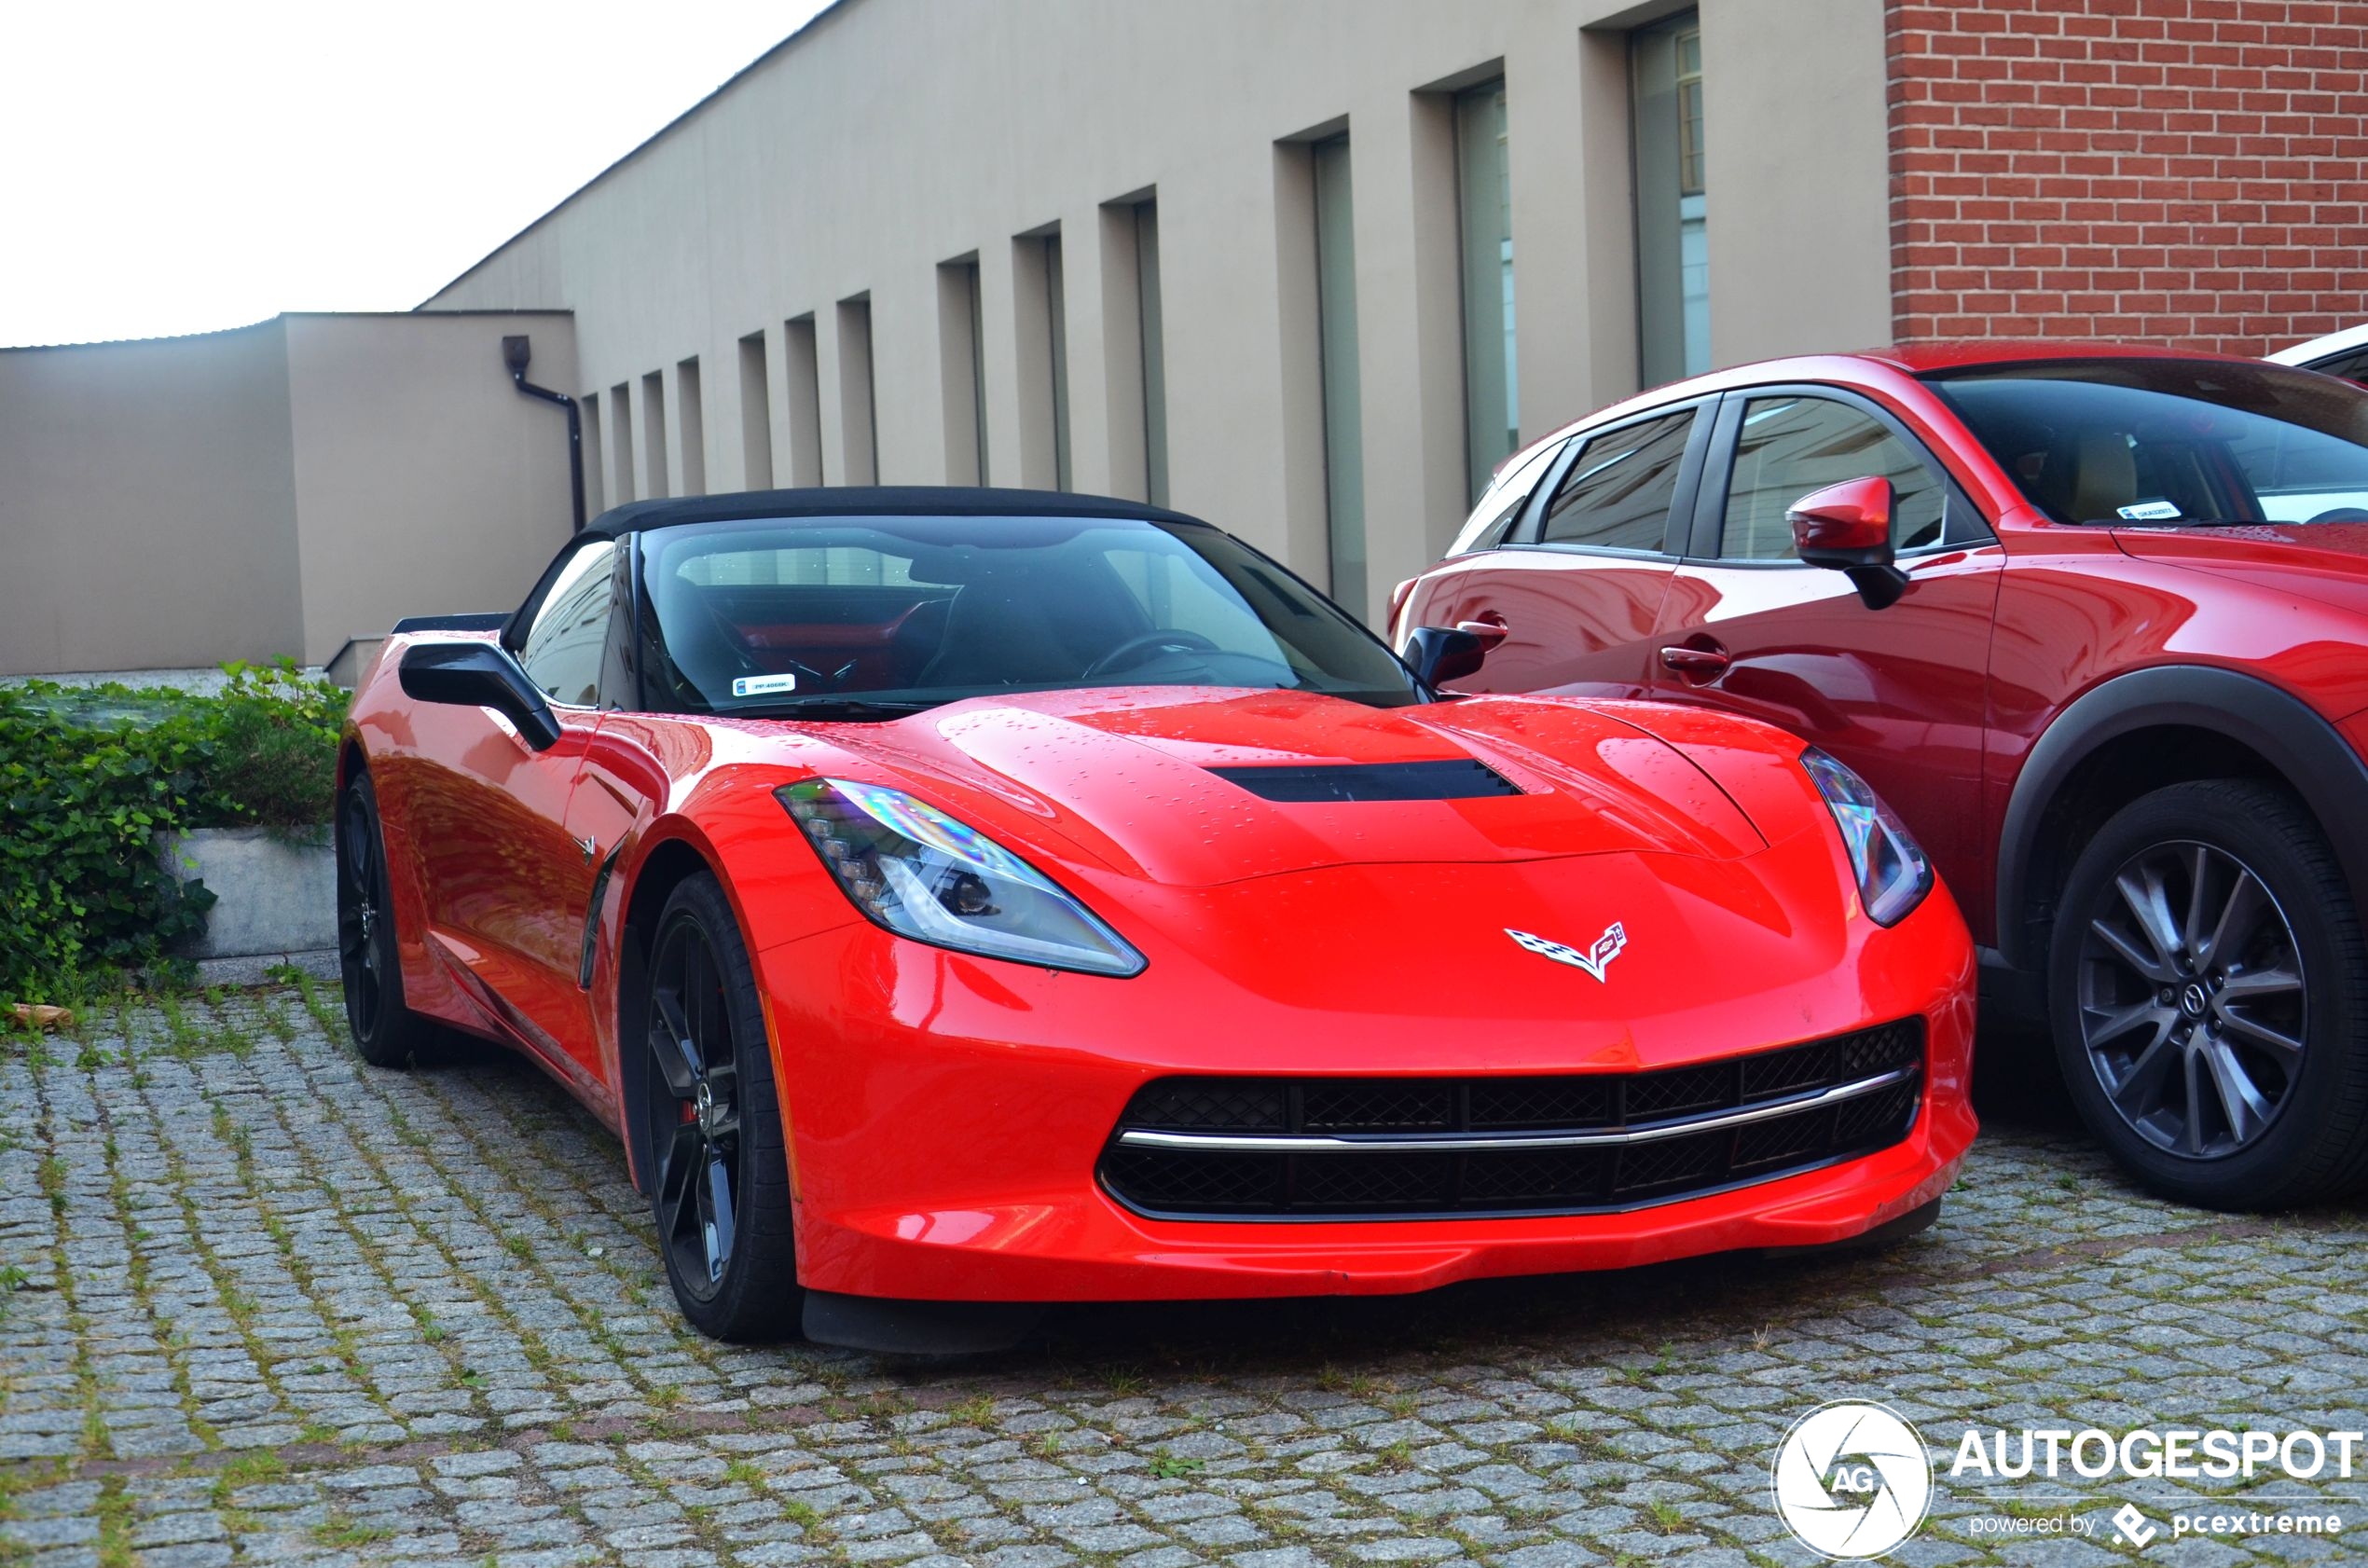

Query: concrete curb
162;825;336;960
192;948;339;987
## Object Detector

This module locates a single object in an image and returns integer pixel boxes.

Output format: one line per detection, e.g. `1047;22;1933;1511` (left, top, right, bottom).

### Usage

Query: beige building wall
428;0;1893;619
2;0;1893;678
282;312;579;665
1698;0;1893;366
0;323;303;675
0;311;578;676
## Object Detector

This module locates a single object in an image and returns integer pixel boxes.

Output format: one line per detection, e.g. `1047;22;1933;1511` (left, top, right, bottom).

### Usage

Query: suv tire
2048;778;2368;1208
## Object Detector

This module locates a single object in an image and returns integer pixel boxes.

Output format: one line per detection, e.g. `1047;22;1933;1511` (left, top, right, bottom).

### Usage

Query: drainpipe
502;335;586;531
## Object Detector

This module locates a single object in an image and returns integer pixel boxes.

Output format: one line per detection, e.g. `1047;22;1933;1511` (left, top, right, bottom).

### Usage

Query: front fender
599;773;863;1192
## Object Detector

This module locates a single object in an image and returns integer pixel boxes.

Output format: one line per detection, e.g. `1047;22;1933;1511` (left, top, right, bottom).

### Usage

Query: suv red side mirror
1788;475;1910;611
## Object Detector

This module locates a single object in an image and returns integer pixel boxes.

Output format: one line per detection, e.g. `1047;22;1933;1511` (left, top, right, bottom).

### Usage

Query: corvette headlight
1798;749;1933;927
777;778;1146;977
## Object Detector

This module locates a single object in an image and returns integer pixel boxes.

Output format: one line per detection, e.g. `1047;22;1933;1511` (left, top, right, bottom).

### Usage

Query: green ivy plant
0;660;347;1000
184;662;348;832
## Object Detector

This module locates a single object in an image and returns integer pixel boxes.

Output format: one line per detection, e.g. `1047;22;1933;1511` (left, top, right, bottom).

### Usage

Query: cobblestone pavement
4;985;2364;1568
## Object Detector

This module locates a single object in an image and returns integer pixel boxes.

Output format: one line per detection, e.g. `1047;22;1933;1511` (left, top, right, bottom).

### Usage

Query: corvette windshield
639;514;1425;715
1927;359;2368;526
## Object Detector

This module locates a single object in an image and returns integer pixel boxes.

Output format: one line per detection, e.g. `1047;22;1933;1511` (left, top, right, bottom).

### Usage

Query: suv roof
1860;340;2262;374
2267;322;2368;366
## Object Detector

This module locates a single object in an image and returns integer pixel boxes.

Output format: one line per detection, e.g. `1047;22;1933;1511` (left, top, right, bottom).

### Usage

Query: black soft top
584;485;1206;538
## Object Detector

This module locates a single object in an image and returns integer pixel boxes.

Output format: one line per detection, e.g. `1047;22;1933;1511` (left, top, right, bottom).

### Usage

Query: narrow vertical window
1046;235;1071;492
676;356;706;497
738;331;773;488
640;370;669;499
611;381;637;501
581;391;605;516
968;262;989;484
1633;12;1711;385
1454;79;1516;502
1135;201;1168;507
784;315;823;487
1012;229;1066;489
938;257;987;485
1313;133;1366;622
835;295;878;485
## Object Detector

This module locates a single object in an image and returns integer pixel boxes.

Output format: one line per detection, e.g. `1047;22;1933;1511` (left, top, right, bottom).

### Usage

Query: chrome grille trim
1112;1066;1918;1155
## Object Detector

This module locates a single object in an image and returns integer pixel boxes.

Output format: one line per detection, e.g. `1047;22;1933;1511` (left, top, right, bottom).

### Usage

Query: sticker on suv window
2116;500;2182;520
731;674;799;697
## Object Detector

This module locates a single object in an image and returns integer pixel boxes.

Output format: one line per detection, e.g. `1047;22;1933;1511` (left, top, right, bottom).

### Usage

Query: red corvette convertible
338;488;1975;1349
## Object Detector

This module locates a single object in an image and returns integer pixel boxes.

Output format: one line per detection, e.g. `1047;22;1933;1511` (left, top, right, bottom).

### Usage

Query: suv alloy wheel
2049;779;2368;1208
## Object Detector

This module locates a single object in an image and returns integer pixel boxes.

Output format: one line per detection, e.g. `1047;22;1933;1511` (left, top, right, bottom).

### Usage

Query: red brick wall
1886;0;2368;354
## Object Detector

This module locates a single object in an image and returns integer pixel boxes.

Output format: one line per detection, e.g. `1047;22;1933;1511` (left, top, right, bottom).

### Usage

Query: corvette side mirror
1404;625;1489;688
399;640;564;750
1788;475;1910;611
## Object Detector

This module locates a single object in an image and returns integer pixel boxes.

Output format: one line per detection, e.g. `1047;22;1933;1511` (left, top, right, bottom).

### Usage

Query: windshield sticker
2117;500;2183;521
731;674;799;697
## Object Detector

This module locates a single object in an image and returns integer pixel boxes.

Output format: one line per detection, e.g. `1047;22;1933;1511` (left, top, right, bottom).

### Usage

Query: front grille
1305;1081;1455;1132
1097;1019;1924;1220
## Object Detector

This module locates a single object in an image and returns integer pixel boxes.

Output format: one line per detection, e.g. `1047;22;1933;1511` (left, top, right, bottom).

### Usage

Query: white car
2268;324;2368;381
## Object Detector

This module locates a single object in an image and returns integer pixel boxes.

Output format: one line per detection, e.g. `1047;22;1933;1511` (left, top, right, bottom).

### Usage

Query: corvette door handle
1659;644;1731;678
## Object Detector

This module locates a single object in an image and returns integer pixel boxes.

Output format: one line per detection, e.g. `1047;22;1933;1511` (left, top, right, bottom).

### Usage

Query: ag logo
1770;1401;1932;1560
1506;922;1627;983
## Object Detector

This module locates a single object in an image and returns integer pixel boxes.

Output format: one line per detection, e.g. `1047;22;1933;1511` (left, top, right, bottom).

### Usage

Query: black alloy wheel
640;873;802;1339
2075;839;2304;1157
2050;779;2368;1208
336;772;438;1067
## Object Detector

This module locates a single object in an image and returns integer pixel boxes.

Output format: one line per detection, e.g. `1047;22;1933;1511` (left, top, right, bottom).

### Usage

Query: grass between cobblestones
2;989;2363;1567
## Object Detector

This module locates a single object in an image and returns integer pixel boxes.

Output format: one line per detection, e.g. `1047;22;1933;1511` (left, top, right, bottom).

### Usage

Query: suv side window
517;539;618;708
2310;348;2368;385
1450;437;1568;556
1538;409;1694;552
1718;395;1945;560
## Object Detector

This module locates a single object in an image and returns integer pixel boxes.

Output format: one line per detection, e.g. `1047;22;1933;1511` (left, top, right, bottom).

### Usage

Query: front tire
640;873;803;1341
2048;779;2368;1208
336;772;441;1069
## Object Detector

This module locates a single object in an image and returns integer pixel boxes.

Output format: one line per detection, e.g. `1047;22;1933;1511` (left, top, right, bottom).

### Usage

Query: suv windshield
1927;359;2368;527
638;513;1425;716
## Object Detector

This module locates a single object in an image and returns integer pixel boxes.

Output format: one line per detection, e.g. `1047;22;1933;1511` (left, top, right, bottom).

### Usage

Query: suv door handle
1454;616;1509;650
1659;643;1732;679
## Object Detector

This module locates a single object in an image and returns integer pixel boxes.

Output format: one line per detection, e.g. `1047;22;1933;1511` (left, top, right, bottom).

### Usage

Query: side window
1449;437;1567;555
516;540;618;707
1719;396;1946;560
1537;409;1694;552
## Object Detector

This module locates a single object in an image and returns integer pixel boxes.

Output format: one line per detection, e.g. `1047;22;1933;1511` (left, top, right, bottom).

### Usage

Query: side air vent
1208;759;1521;803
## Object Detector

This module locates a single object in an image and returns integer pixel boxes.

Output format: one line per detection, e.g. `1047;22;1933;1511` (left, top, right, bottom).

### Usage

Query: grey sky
0;1;829;347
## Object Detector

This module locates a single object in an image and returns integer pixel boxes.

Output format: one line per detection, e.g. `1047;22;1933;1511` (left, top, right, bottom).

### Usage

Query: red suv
1393;344;2368;1208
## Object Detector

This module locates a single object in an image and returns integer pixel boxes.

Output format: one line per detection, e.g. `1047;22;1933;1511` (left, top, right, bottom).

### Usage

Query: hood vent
1207;759;1521;803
